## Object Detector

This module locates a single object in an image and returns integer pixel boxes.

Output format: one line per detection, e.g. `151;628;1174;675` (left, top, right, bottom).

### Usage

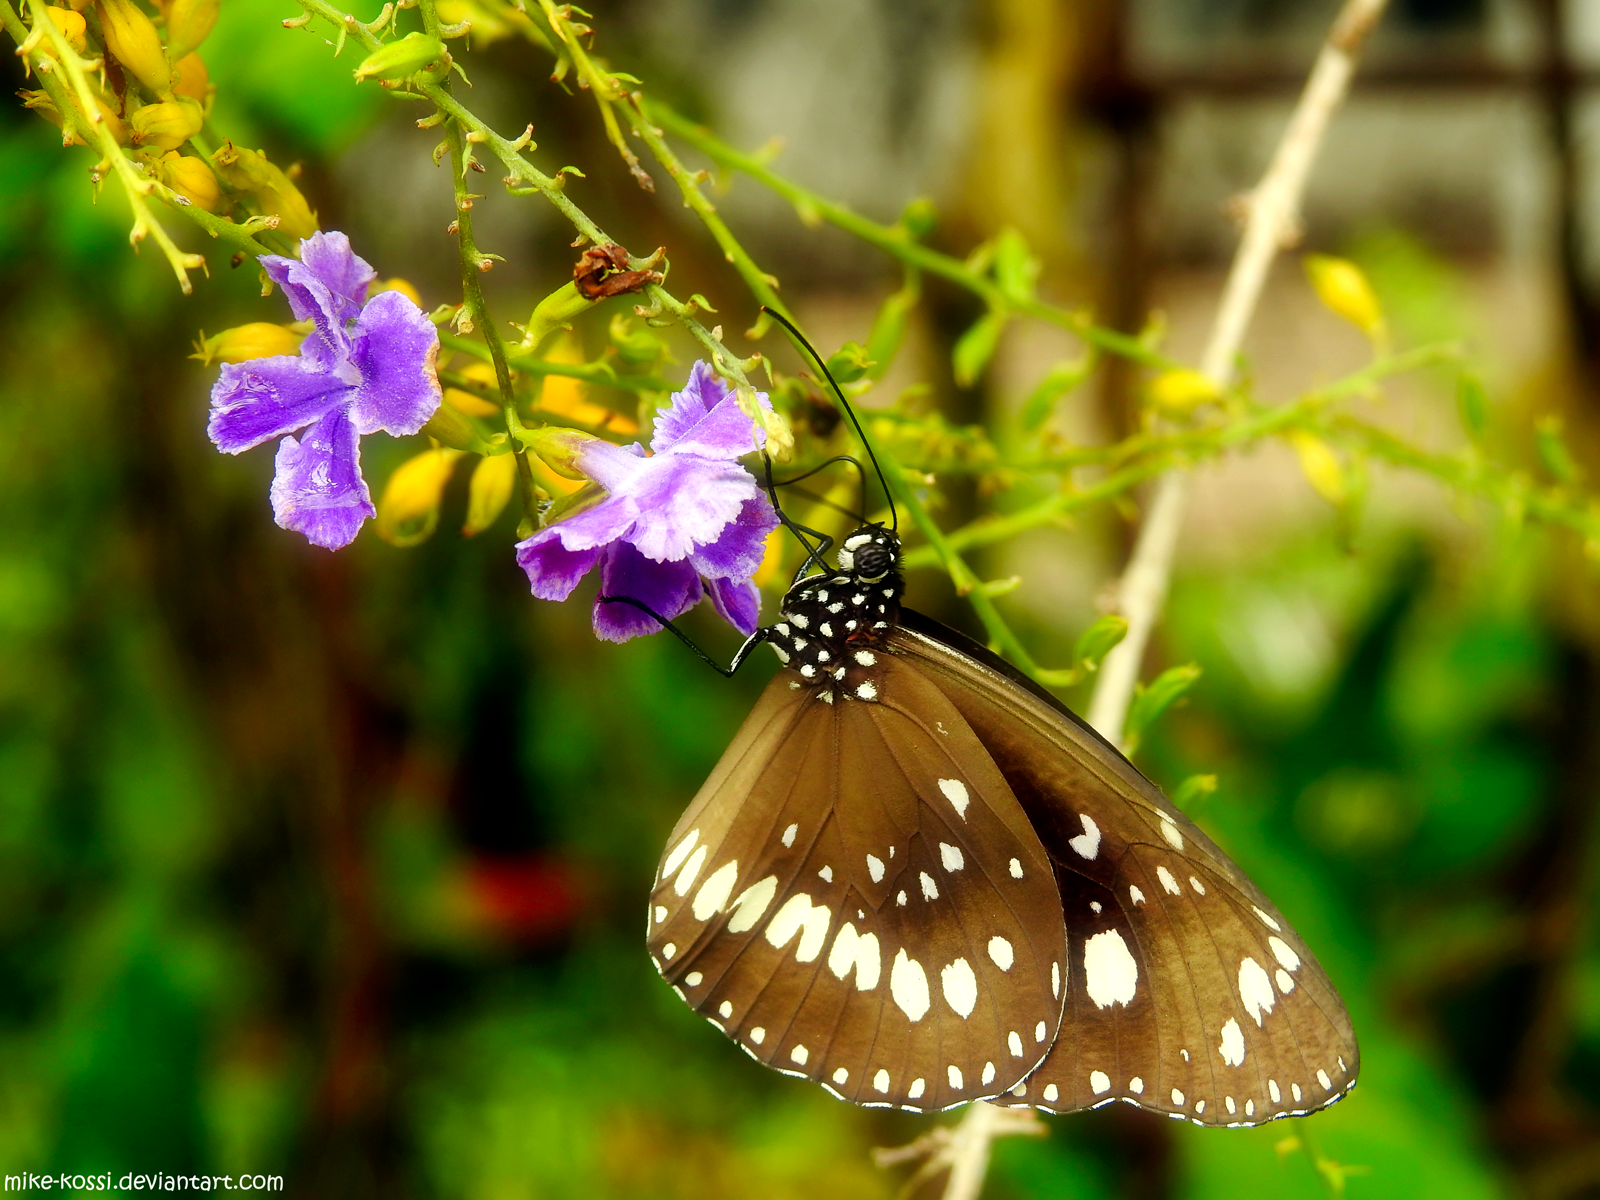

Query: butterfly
632;316;1358;1124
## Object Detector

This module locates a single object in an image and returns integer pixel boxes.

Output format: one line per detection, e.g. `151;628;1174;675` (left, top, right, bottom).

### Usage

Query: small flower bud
520;424;599;480
1304;254;1385;341
172;52;209;103
898;197;937;240
444;360;500;418
1287;431;1347;506
463;452;517;536
163;0;216;62
95;0;173;96
376;448;462;546
1146;368;1221;416
607;314;667;367
519;281;594;352
45;6;87;52
23;84;125;145
421;400;494;454
192;322;300;365
157;150;222;210
353;31;447;83
130;96;203;150
211;142;318;239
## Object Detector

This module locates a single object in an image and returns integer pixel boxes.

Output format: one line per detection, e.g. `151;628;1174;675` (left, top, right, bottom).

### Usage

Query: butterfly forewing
891;612;1360;1126
647;655;1067;1111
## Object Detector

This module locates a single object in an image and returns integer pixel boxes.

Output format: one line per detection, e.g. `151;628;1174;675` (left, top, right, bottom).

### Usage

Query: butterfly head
766;525;903;701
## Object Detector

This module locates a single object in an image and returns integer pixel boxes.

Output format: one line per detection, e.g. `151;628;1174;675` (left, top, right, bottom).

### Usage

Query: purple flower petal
540;489;638;553
209;355;351;454
566;435;649;495
706;575;761;636
650;361;770;460
592;542;702;643
626;455;765;562
347;290;443;437
298;231;375;317
269;408;374;549
515;530;603;601
688;497;779;580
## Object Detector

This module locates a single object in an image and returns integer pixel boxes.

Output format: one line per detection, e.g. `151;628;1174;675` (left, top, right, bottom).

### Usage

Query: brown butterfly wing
647;656;1068;1111
891;611;1359;1126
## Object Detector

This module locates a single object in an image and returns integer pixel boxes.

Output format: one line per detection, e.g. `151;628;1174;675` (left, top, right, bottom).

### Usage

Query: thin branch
1085;0;1392;747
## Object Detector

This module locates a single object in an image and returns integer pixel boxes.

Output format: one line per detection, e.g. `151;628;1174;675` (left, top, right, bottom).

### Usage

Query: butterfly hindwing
648;655;1068;1111
891;612;1360;1126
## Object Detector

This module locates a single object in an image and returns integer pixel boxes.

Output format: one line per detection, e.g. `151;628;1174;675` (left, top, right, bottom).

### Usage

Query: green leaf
1072;614;1128;674
1123;663;1202;756
864;278;920;380
993;227;1041;305
952;310;1007;388
1536;415;1580;485
1021;355;1095;432
1171;774;1218;810
1456;374;1488;442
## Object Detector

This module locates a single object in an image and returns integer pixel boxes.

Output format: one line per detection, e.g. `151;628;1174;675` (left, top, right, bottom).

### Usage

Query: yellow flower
157;151;222;211
1146;368;1221;416
463;453;517;536
191;322;299;365
1304;255;1385;341
95;0;172;96
1287;432;1346;505
376;448;463;546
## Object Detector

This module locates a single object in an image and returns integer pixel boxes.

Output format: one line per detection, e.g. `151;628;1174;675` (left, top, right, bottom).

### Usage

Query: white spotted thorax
765;525;901;705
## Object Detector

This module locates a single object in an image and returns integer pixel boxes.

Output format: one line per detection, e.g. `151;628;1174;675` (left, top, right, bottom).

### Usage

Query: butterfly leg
596;595;771;677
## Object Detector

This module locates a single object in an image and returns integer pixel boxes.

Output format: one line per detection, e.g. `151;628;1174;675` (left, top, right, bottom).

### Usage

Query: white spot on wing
1218;1018;1246;1067
1008;1031;1023;1057
1160;815;1183;849
718;1000;732;1019
1195;1099;1206;1114
662;942;676;959
1067;813;1101;859
1008;858;1023;879
982;1062;996;1086
692;860;739;920
939;842;965;872
685;972;702;987
908;1078;926;1100
1189;875;1206;896
833;1067;849;1085
765;893;831;962
919;872;939;900
988;936;1014;971
940;958;978;1018
1171;1088;1185;1106
873;1069;890;1093
937;778;970;818
1268;936;1301;972
896;890;907;906
1035;1020;1047;1042
947;1065;964;1090
1052;961;1061;998
1129;1077;1144;1094
654;906;666;924
1225;1096;1236;1115
890;950;931;1021
790;1044;809;1065
661;829;699;881
1238;957;1276;1026
867;854;885;883
1292;1083;1302;1103
1277;969;1295;993
854;650;877;666
1268;1080;1281;1103
782;823;798;848
855;680;878;701
1157;865;1181;895
727;875;779;933
1090;1070;1111;1095
1317;1069;1332;1090
1129;886;1145;905
750;1027;765;1044
1252;905;1282;932
1043;1083;1059;1103
1083;930;1138;1008
818;865;833;883
673;845;708;896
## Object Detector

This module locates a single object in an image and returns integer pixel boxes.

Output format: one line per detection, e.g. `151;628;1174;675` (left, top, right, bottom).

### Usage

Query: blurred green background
5;0;1600;1196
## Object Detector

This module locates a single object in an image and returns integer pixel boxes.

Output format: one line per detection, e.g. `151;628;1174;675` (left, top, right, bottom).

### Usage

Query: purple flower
207;231;442;549
517;362;780;643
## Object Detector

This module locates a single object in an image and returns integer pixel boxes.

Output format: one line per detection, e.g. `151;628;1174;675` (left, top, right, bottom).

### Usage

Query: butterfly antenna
762;307;899;533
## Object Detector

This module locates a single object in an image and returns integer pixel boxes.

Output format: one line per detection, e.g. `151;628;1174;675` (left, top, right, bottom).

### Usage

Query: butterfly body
647;525;1358;1124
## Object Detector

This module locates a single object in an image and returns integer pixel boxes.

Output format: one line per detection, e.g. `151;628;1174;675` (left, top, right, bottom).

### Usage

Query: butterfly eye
853;542;893;581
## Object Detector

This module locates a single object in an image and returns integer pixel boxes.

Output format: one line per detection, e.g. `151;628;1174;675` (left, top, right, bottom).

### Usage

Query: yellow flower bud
463;453;517;536
129;96;203;150
46;6;86;52
211;142;318;240
371;277;422;307
191;322;300;365
1287;431;1346;506
164;0;216;62
376;448;462;547
1146;368;1221;416
444;360;500;418
23;84;124;145
538;333;638;434
157;151;222;211
172;52;209;103
95;0;173;96
1304;254;1385;340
